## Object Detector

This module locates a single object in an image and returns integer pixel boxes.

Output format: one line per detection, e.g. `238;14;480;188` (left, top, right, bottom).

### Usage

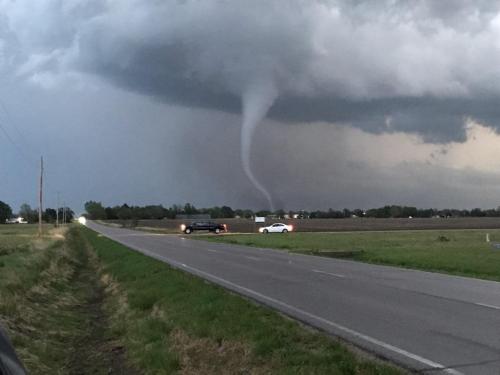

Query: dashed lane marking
312;269;345;278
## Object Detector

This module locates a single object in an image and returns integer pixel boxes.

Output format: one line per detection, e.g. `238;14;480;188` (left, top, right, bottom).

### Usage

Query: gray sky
2;0;500;212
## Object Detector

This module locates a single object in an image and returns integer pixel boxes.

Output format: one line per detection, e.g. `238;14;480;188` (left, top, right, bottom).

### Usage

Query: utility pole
56;191;60;227
62;202;66;226
38;156;43;237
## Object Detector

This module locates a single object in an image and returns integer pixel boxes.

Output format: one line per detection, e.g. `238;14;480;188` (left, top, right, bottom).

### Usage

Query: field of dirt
105;217;500;233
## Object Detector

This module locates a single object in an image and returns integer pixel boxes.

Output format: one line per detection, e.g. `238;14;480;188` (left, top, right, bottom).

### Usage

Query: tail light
289;225;294;231
223;224;228;231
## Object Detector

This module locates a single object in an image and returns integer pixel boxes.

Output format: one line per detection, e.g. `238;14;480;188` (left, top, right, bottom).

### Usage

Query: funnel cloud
241;79;278;210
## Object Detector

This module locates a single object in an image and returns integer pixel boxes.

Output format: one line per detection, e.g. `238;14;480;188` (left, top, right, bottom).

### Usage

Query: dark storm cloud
4;0;500;211
3;1;500;142
169;117;500;210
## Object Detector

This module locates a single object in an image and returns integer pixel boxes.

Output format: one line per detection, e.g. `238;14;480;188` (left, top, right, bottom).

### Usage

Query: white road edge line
475;302;500;310
132;246;463;375
312;269;345;278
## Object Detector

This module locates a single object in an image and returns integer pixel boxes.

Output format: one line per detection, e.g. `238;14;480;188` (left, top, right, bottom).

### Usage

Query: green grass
200;230;500;281
0;224;36;255
0;224;402;373
80;226;401;375
0;225;135;374
0;225;46;282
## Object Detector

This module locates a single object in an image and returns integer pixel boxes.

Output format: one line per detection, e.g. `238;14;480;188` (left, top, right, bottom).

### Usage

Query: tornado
240;80;278;211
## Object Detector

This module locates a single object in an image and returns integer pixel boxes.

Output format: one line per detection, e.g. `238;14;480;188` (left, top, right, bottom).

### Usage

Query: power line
0;118;60;207
0;118;38;169
0;100;32;152
0;98;40;182
0;100;64;212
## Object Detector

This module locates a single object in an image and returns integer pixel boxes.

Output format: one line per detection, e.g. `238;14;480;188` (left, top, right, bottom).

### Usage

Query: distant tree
59;207;75;223
342;208;352;218
41;207;74;223
471;208;486;217
117;204;132;220
243;209;254;218
274;209;286;219
449;209;463;217
205;206;222;218
44;208;57;223
19;203;38;222
416;208;435;218
235;209;253;219
0;201;12;223
130;205;141;219
164;207;177;219
352;209;364;217
366;206;391;218
401;206;418;218
310;209;343;219
19;203;31;218
484;208;500;217
183;203;198;215
143;205;166;220
389;205;402;218
220;206;235;218
105;207;118;220
84;201;106;220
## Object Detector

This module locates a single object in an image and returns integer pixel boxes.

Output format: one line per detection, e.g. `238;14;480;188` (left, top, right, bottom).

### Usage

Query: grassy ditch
1;224;401;374
0;225;137;374
81;226;402;375
200;230;500;281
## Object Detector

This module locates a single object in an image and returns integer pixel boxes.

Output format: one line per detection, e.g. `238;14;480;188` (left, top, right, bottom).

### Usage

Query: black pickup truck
181;221;227;234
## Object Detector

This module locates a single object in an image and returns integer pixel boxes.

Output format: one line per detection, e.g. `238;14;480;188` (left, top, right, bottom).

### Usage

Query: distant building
5;217;28;224
293;213;309;219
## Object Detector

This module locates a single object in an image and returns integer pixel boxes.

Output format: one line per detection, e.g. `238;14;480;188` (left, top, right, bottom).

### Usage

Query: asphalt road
87;222;500;375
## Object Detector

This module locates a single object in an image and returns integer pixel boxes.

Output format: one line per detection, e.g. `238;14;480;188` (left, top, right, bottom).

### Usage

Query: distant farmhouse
5;217;28;224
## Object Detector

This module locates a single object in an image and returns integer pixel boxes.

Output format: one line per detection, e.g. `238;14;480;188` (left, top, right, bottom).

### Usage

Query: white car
259;223;293;233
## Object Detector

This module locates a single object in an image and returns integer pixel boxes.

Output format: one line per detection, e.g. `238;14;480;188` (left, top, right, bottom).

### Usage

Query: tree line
84;201;240;220
84;201;500;220
0;201;74;224
288;206;500;219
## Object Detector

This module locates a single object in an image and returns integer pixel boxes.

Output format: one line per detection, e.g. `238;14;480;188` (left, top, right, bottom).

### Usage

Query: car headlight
258;228;264;233
180;224;186;231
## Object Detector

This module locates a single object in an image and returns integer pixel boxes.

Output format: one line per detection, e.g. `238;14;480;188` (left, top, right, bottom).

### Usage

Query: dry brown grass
171;329;273;375
1;227;141;374
100;267;274;374
1;243;78;373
